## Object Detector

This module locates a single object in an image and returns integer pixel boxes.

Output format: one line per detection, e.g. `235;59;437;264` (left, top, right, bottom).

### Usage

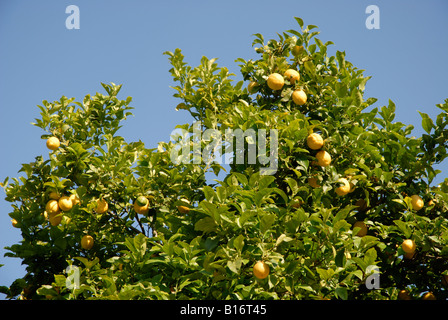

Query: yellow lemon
402;239;416;254
292;45;304;56
335;178;351;196
81;235;94;250
177;205;190;214
134;202;150;215
11;219;19;228
95;199;108;214
398;290;411;300
267;73;284;91
45;200;60;215
316;150;331;167
58;196;73;212
422;292;436;300
247;81;258;94
284;69;300;84
69;194;81;206
292;89;307;105
306;133;324;150
410;195;424;211
49;212;62;226
46;137;60;151
253;261;270;279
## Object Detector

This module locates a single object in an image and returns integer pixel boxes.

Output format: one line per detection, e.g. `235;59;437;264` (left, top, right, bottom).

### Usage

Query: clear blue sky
1;0;447;299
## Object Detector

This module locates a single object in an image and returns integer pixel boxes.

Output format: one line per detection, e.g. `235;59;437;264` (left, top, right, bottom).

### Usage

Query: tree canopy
2;17;448;300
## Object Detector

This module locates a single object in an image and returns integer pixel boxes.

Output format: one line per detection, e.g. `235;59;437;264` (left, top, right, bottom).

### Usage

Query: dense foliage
2;18;448;300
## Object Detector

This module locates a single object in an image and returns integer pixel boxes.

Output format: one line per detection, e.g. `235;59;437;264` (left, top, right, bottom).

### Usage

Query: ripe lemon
267;73;284;91
136;196;149;207
81;235;94;250
335;178;351;196
134;201;149;215
253;261;270;279
58;196;73;212
292;45;304;56
422;292;436;300
292;89;307;105
353;221;368;237
398;290;411;300
410;195;424;211
404;251;415;259
69;194;80;206
284;69;300;84
49;212;62;226
177;205;190;214
247;81;258;94
95;199;108;214
402;239;416;254
45;200;60;215
46;137;60;151
306;133;324;150
315;150;331;167
11;219;19;228
308;177;320;188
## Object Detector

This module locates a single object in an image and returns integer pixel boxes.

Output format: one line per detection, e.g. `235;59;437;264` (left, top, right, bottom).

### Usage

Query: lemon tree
2;17;448;300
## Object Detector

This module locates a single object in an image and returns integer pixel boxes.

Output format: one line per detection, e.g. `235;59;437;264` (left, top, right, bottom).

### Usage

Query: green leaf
418;111;434;134
233;234;245;252
227;257;242;274
195;217;218;233
74;257;99;269
364;247;377;266
260;214;276;234
335;287;348;300
394;220;411;238
54;274;66;288
294;17;304;29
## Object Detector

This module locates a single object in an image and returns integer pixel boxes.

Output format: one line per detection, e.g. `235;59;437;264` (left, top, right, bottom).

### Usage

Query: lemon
306;133;324;150
134;201;149;215
316;150;331;167
95;199;108;214
11;219;19;228
292;89;307;105
49;212;62;226
398;290;411;300
136;196;149;207
410;195;424;211
292;45;304;56
335;178;351;196
46;137;60;151
45;200;60;215
253;261;270;279
284;69;300;84
402;239;416;254
422;292;436;300
267;73;284;91
177;205;190;214
81;235;94;250
247;81;258;94
58;196;73;212
69;194;81;206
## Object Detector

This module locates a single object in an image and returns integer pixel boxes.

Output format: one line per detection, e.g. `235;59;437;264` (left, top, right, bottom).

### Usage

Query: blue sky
1;0;447;298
